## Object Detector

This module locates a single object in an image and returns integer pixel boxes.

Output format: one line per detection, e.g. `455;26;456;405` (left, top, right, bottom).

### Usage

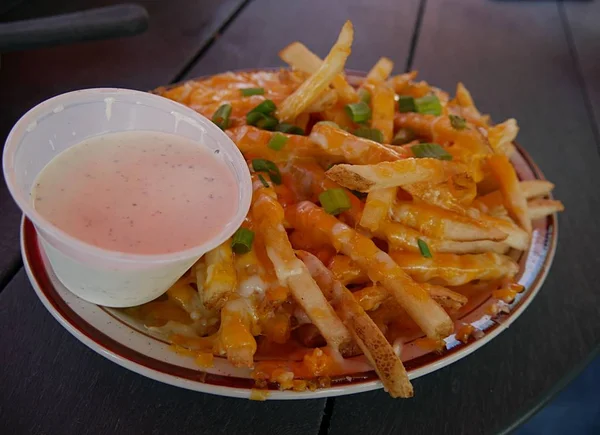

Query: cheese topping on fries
129;20;564;398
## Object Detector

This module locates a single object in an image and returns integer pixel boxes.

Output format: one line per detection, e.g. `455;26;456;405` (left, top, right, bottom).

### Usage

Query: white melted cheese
237;275;268;298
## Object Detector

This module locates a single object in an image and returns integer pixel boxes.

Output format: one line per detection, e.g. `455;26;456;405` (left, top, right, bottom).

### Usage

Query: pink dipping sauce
31;130;238;255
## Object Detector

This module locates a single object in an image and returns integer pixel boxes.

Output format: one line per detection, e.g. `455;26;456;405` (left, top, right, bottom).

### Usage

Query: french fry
298;251;413;398
389;252;519;286
391;202;507;241
202;240;237;310
277;21;354;121
228;125;328;162
365;57;394;83
473;212;530;251
450;82;489;126
328;254;369;285
217;296;257;367
288;201;453;340
306;88;338;112
309;122;406;165
360;187;397;232
282;159;363;226
487;119;518;156
386;71;418;93
353;283;467;313
278;41;359;104
251;179;354;354
475;180;555;215
487;155;532;233
370;84;395;143
377;220;510;254
528;199;564;220
325;158;463;192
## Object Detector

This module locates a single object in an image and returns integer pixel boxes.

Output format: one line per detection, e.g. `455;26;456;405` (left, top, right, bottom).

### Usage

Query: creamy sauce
32;131;238;255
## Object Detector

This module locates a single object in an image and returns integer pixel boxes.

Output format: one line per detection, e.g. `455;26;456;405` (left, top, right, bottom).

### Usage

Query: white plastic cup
3;88;252;307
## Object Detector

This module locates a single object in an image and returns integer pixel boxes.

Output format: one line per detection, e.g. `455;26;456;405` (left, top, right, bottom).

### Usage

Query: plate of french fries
23;21;563;400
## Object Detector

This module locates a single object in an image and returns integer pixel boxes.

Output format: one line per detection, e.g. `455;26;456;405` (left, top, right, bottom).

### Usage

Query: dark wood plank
0;0;248;289
0;269;326;435
328;1;600;434
184;0;422;77
563;0;600;140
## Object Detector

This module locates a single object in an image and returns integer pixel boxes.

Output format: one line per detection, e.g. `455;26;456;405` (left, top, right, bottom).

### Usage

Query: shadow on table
515;355;600;434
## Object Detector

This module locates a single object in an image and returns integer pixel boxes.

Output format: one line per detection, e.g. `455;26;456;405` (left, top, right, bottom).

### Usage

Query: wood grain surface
0;0;248;289
327;1;600;433
0;270;327;435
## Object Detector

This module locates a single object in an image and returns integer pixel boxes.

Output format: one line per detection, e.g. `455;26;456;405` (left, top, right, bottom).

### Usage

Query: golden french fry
389;252;519;286
298;251;413;398
279;41;359;104
306;88;339;112
227;125;328;162
370;84;395;143
391;202;507;241
360;187;397;232
325;158;464;192
377;220;510;254
289;201;453;340
475;180;555;215
277;21;354;121
528;199;564;220
366;57;394;83
386;71;418;93
328;254;369;285
217;296;257;368
473;212;530;251
309;122;406;165
251;179;353;354
450;82;489;126
203;240;237;310
487;119;518;156
487;155;532;233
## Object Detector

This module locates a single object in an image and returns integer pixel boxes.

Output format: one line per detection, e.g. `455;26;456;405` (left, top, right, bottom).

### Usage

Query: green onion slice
257;174;270;188
398;95;416;113
211;104;232;130
417;238;432;258
231;228;255;254
449;114;467;130
319;188;352;215
358;88;371;104
255;115;278;131
411;143;453;160
268;133;288;151
415;95;442;115
275;123;304;135
252;158;282;185
240;87;265;97
391;128;415;145
353;127;384;143
345;101;371;123
248;99;276;115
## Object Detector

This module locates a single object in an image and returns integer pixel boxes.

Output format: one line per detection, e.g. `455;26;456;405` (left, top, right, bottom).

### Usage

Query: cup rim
2;88;252;264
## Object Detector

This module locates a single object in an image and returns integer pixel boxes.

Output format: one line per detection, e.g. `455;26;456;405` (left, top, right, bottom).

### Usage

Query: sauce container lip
3;88;252;264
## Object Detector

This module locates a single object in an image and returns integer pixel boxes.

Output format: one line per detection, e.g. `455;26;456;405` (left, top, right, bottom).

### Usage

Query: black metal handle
0;3;149;52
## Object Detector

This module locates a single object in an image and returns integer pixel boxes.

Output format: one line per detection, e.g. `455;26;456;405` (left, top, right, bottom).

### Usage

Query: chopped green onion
417;239;432;258
211;104;232;130
415;95;442;115
411;143;453;160
345;101;371;123
257;174;270;188
268;133;288;151
255;115;278;131
240;87;265;97
353;127;384;143
449;114;467;130
275;123;304;135
319;188;352;215
391;128;415;145
248;99;276;115
315;121;340;129
231;228;255;254
252;158;282;185
246;111;264;125
358;88;371;104
398;95;416;113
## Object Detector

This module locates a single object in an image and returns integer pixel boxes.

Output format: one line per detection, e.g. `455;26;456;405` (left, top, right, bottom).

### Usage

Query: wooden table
1;1;598;434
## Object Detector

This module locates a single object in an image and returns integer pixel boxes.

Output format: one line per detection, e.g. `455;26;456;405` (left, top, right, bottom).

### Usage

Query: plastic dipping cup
3;88;252;307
